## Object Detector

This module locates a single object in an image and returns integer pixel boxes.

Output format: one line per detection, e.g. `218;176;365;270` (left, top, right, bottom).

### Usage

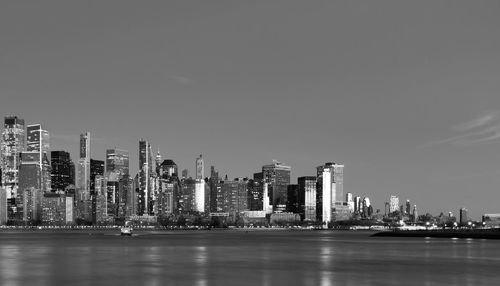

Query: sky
1;1;500;219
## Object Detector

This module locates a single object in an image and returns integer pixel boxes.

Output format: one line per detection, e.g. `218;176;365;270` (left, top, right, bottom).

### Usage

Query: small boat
120;226;132;236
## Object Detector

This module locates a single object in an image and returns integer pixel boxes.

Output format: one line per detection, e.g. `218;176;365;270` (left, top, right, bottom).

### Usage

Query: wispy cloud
422;110;500;147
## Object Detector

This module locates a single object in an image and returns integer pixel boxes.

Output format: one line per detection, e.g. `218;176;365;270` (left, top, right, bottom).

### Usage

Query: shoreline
372;229;500;240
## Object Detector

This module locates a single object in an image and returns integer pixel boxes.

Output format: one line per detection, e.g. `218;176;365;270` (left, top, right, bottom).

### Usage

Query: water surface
0;230;499;286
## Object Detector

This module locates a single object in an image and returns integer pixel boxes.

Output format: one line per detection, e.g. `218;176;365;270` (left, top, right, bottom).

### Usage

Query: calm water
1;230;499;286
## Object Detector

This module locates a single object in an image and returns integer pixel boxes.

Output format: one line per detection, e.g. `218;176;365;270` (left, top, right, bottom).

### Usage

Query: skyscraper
196;154;204;180
77;132;91;200
139;139;153;215
262;160;291;211
389;195;399;213
298;176;316;221
1;116;25;216
51;151;73;193
316;162;344;225
106;148;129;177
460;207;468;225
26;124;51;193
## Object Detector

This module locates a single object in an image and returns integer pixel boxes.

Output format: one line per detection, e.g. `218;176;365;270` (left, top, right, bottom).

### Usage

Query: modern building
194;179;205;213
106;148;129;177
1;116;25;217
160;159;178;178
139;139;153;215
41;192;73;225
298;176;316;221
460;207;468;225
0;188;7;224
389;195;399;213
262;160;291;211
77;132;91;201
51;151;73;193
316;162;344;225
196;154;204;180
23;187;41;223
217;179;249;219
286;184;300;214
405;199;411;215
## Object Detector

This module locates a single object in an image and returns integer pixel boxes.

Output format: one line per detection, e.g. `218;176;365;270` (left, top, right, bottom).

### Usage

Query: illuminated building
77;132;91;201
51;151;73;192
139;139;153;215
1;116;25;217
390;195;399;213
196;154;204;180
106;148;129;177
460;207;468;225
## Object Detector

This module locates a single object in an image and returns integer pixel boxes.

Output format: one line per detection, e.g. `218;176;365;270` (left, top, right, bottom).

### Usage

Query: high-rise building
196;154;204;180
413;205;418;222
405;200;411;215
316;162;344;225
217;179;249;219
90;159;104;224
262;160;291;211
346;192;354;212
41;192;72;225
389;195;399;213
23;187;41;222
298;176;316;221
25;124;51;193
77;132;91;201
1;116;25;216
51;151;73;193
139;139;153;215
106;148;129;177
159;160;178;178
286;184;300;214
195;178;205;213
460;207;468;225
0;188;7;224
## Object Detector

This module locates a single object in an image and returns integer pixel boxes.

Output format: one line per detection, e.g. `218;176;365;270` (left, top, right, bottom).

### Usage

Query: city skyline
2;1;500;219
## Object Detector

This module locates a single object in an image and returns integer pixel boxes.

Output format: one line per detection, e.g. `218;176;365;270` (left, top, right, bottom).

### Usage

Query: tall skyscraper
139;139;153;215
0;188;7;224
26;124;51;192
389;195;399;213
196;154;204;180
262;160;291;211
298;176;317;221
77;132;91;200
460;207;468;225
405;199;411;215
105;148;129;177
1;116;25;215
51;151;73;193
316;162;344;225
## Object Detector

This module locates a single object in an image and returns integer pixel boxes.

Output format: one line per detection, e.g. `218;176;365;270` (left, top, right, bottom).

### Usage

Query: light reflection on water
1;231;500;286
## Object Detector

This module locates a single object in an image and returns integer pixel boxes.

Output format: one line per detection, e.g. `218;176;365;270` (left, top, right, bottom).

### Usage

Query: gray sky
2;1;500;219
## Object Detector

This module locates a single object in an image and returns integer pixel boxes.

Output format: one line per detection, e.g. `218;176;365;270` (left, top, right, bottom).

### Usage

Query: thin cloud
422;110;500;147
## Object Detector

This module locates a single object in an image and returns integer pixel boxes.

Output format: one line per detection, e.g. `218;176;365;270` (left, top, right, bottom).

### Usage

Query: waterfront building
1;116;25;217
157;175;180;216
412;205;418;223
77;132;91;201
316;162;344;225
51;151;73;193
196;154;204;180
106;148;129;177
0;188;7;224
23;187;41;223
209;166;220;212
299;176;316;221
195;179;205;213
460;207;468;225
247;178;264;212
94;175;109;224
483;214;500;227
139;139;153;215
354;196;362;213
41;192;72;225
262;160;291;211
286;184;300;214
217;179;249;219
389;195;399;213
405;200;411;215
346;192;354;212
181;177;196;213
